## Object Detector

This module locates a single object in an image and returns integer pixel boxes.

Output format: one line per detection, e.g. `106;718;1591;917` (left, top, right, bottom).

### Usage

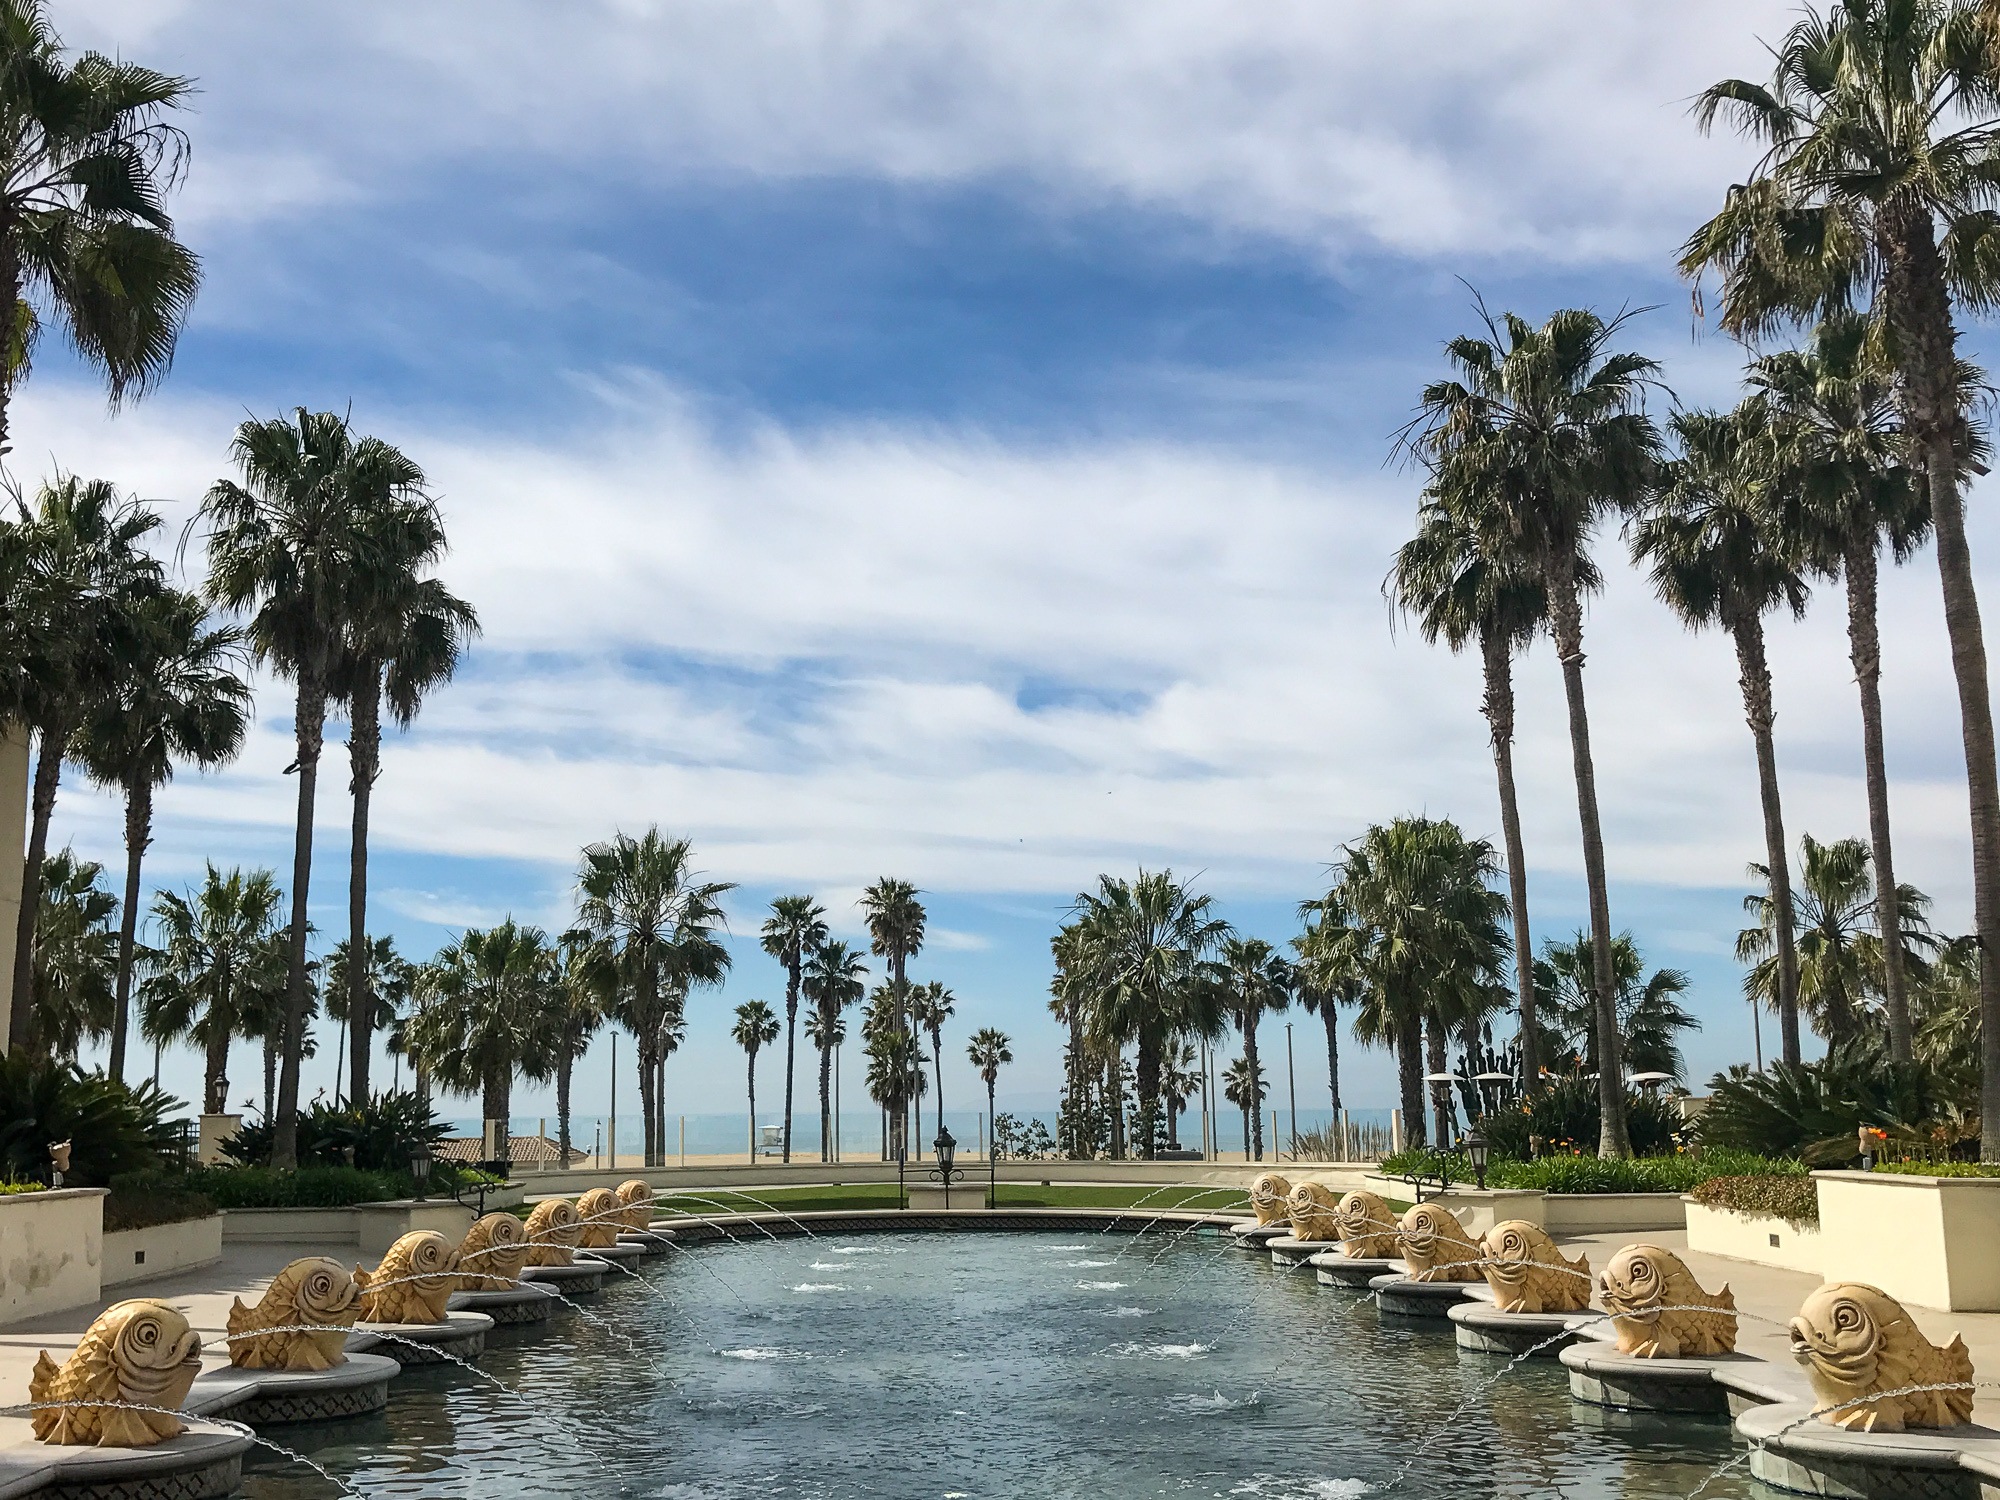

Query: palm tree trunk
637;1043;656;1168
108;780;152;1081
986;1077;996;1158
818;1038;833;1164
203;1019;231;1116
1844;537;1912;1061
1483;629;1541;1091
1881;197;2000;1162
1426;1015;1452;1146
262;1031;277;1123
1397;1012;1425;1149
656;1057;669;1162
271;675;326;1171
346;659;383;1104
746;1051;757;1164
483;1063;511;1159
781;960;800;1163
931;1036;944;1144
1545;562;1631;1158
1733;615;1802;1066
1320;1003;1342;1117
1135;1034;1160;1160
1242;1010;1263;1162
557;1049;574;1163
7;723;66;1052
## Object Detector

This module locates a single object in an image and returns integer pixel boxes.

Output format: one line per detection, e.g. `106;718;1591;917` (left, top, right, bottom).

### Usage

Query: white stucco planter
220;1206;362;1246
0;1188;105;1326
1813;1170;2000;1312
1682;1197;1824;1276
1541;1192;1687;1236
103;1214;224;1288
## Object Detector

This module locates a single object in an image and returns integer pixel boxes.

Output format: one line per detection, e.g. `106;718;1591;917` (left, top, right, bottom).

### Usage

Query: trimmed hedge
185;1165;414;1209
103;1171;217;1232
1690;1173;1819;1225
1871;1160;2000;1178
1380;1146;1806;1196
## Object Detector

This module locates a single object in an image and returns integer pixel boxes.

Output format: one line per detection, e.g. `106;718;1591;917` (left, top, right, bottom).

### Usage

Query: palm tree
966;1027;1013;1153
1684;0;2000;1158
1294;894;1367;1118
1160;1040;1201;1150
200;410;436;1169
335;554;477;1104
28;848;115;1059
732;1000;779;1162
1222;1054;1266;1159
1632;403;1812;1064
1390;483;1555;1089
1400;307;1661;1156
910;979;955;1145
405;919;559;1158
0;1;202;457
573;828;734;1166
1533;932;1699;1082
323;935;411;1103
546;934;606;1164
138;865;283;1115
802;940;866;1162
1752;314;1936;1060
75;588;249;1080
858;878;926;1155
7;477;162;1050
760;895;828;1164
1218;936;1290;1162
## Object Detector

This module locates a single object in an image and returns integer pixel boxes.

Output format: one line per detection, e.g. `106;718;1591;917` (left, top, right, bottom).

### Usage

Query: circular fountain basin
1227;1221;1290;1246
452;1283;560;1324
1264;1234;1336;1265
1559;1340;1738;1415
578;1242;645;1267
348;1311;493;1365
1310;1250;1404;1287
520;1260;607;1294
0;1421;251;1500
188;1351;399;1425
618;1228;677;1254
1737;1400;2000;1499
1370;1272;1483;1319
1448;1300;1595;1358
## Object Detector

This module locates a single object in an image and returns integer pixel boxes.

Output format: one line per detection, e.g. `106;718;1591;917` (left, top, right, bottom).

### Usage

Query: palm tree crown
761;894;828;1163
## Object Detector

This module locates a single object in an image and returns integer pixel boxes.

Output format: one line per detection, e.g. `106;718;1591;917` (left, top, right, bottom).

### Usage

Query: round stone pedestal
521;1260;607;1295
1560;1340;1734;1415
348;1311;493;1365
189;1352;399;1425
1228;1222;1290;1247
452;1284;558;1324
1266;1235;1334;1266
1370;1273;1480;1320
1737;1400;1993;1499
618;1229;676;1255
0;1422;252;1500
1449;1301;1593;1357
1310;1251;1402;1288
578;1241;644;1269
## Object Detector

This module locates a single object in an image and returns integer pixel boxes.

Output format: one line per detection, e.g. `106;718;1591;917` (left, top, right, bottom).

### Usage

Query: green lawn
646;1181;1254;1215
655;1184;902;1216
990;1183;1250;1211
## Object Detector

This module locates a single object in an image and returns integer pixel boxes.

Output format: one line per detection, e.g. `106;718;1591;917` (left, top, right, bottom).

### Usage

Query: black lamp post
410;1145;432;1202
930;1125;965;1209
1464;1127;1489;1192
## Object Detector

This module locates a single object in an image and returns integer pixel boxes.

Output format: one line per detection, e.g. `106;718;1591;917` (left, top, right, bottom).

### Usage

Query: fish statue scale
1789;1281;1974;1432
1479;1220;1590;1314
616;1179;656;1233
1285;1181;1340;1243
29;1300;203;1447
457;1211;530;1291
226;1257;360;1370
522;1197;582;1266
1396;1202;1484;1283
1598;1244;1737;1358
1248;1172;1292;1226
574;1187;624;1248
1333;1190;1401;1260
354;1230;461;1324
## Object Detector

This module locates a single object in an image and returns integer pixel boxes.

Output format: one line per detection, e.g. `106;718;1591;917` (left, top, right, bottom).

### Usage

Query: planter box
103;1215;224;1288
1363;1177;1544;1235
0;1188;105;1326
1542;1192;1687;1236
221;1207;363;1247
355;1201;473;1257
1683;1197;1824;1276
1814;1170;2000;1312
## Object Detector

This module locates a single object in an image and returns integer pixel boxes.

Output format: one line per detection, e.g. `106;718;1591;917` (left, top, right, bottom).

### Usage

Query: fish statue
457;1211;530;1291
574;1187;624;1248
1248;1172;1292;1227
354;1230;461;1324
1479;1220;1590;1314
1285;1181;1340;1243
29;1300;203;1446
1598;1244;1737;1358
1333;1191;1402;1260
615;1178;656;1233
522;1197;582;1267
1789;1281;1974;1432
1396;1202;1484;1283
226;1257;360;1370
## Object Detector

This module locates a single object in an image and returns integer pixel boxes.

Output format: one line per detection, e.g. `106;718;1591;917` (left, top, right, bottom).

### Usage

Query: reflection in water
240;1231;1756;1500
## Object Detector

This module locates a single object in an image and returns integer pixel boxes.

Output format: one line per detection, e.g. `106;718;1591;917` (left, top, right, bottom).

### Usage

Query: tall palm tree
1222;1054;1265;1159
0;1;202;457
1533;932;1699;1083
406;919;559;1158
1632;403;1812;1064
7;477;162;1049
1684;0;2000;1158
858;877;925;1155
760;895;828;1164
76;588;249;1080
236;928;317;1126
732;999;779;1162
547;933;606;1164
802;939;866;1163
1390;484;1556;1090
138;865;283;1115
1752;314;1937;1060
323;935;411;1103
200;409;435;1168
1294;894;1366;1118
572;828;734;1166
1218;936;1291;1162
1160;1040;1201;1151
966;1027;1013;1153
1400;307;1661;1157
910;979;955;1145
28;848;115;1059
335;558;477;1104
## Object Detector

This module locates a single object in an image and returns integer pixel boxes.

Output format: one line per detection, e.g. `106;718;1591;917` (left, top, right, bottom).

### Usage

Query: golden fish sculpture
1285;1181;1340;1243
1333;1190;1402;1260
522;1197;582;1267
615;1179;656;1233
457;1211;530;1292
1789;1282;1974;1432
29;1300;203;1446
573;1188;624;1249
1248;1172;1292;1227
1396;1203;1484;1283
1598;1244;1737;1358
1480;1220;1591;1314
226;1257;360;1370
354;1230;461;1324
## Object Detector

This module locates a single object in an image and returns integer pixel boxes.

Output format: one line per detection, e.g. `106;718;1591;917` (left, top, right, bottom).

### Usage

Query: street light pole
1285;1023;1299;1162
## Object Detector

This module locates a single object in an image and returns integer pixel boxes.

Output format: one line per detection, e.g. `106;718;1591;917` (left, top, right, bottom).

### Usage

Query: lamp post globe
1464;1128;1489;1192
934;1125;956;1177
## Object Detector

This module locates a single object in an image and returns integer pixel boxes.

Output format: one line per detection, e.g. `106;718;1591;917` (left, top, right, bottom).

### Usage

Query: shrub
1691;1173;1819;1224
0;1179;45;1196
103;1170;217;1232
1698;1042;1969;1164
220;1091;448;1171
1871;1160;2000;1178
1476;1076;1682;1160
186;1164;413;1209
0;1051;186;1186
1488;1148;1803;1195
1379;1147;1468;1187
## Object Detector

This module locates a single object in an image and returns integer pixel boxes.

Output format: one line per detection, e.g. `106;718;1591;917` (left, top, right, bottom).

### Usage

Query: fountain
1310;1189;1405;1288
519;1196;607;1294
194;1258;400;1425
1265;1181;1339;1265
1228;1171;1292;1247
573;1187;647;1270
452;1211;557;1326
614;1179;675;1253
351;1229;495;1365
1448;1220;1596;1357
1371;1202;1482;1318
1561;1244;1741;1415
1788;1283;1974;1433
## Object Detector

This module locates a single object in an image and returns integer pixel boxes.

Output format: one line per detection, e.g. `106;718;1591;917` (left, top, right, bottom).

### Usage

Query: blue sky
34;0;2000;1125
